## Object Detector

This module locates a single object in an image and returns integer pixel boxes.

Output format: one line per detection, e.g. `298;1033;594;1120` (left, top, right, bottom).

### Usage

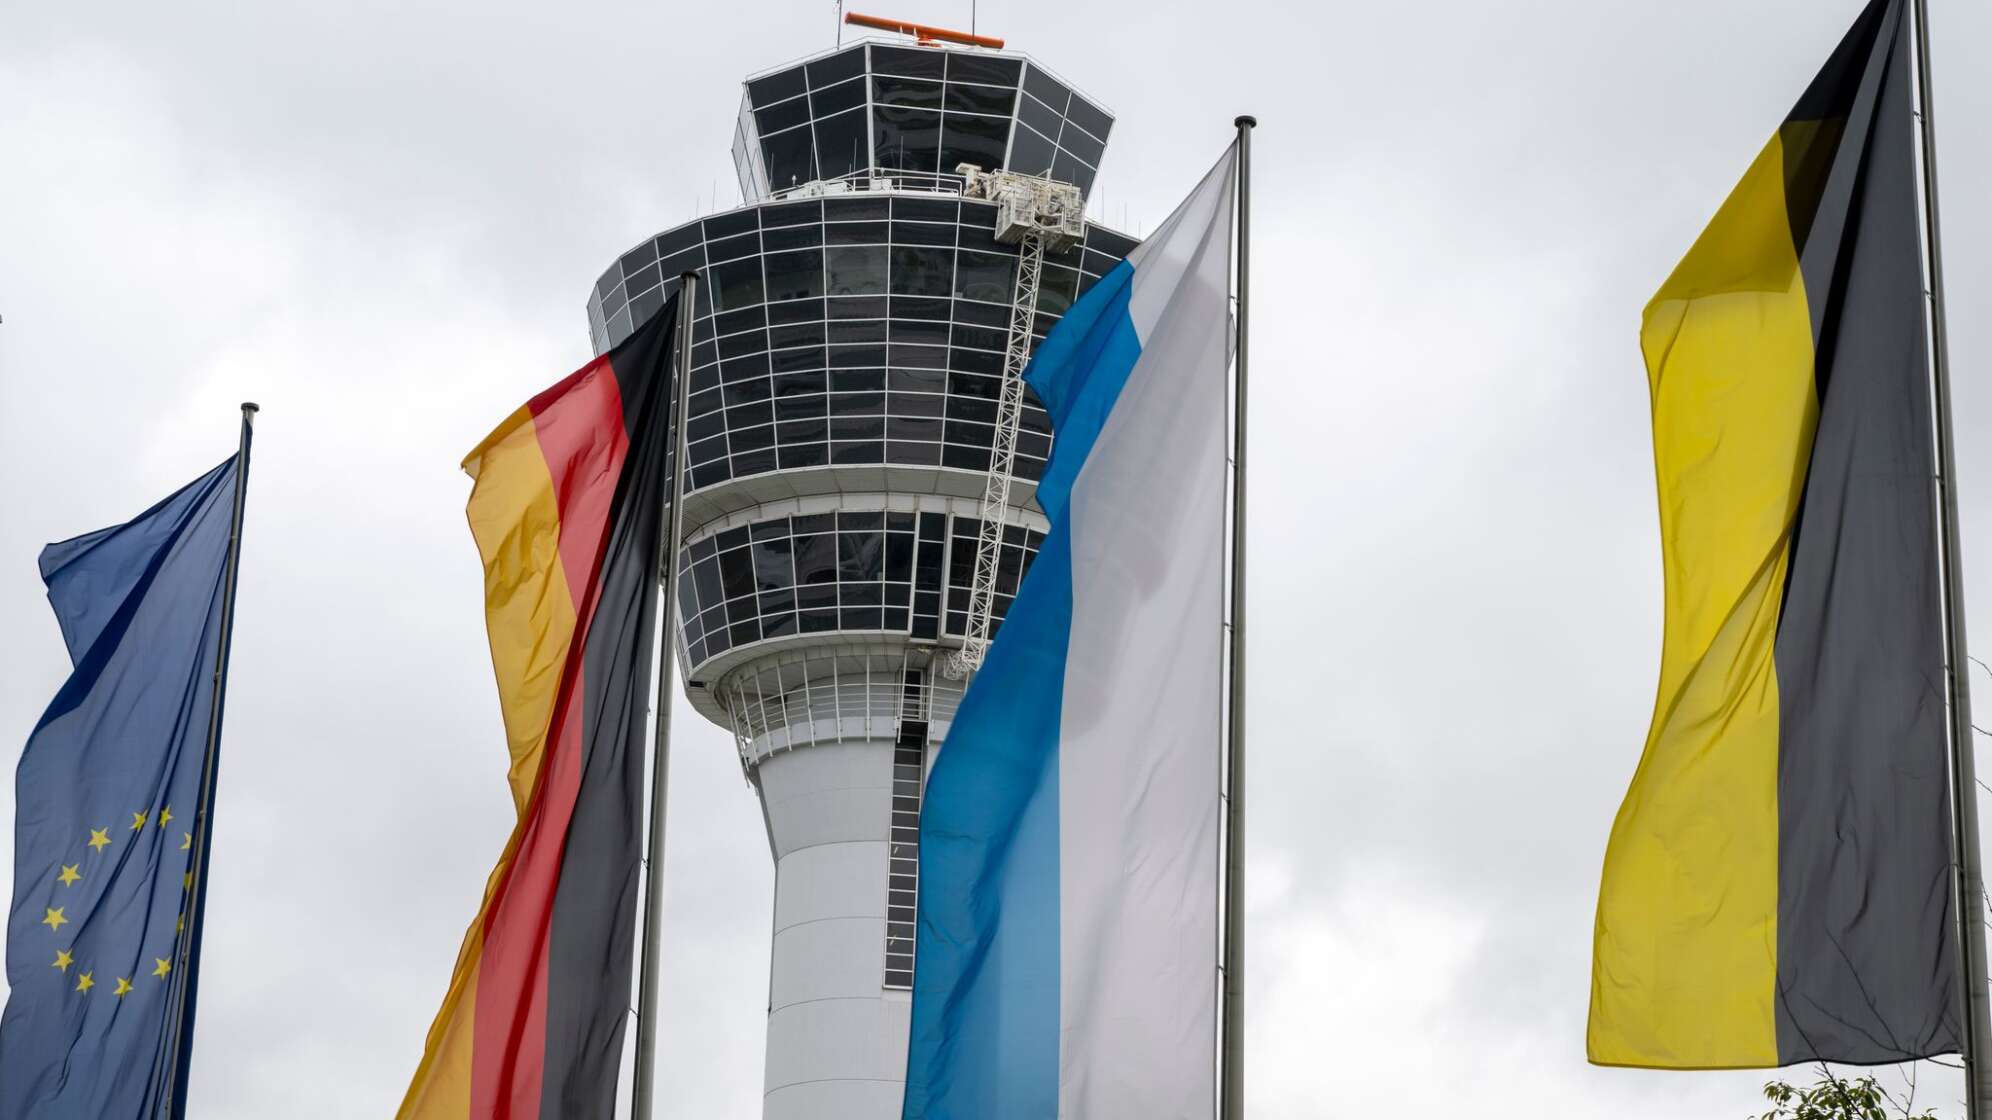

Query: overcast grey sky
5;0;1992;1115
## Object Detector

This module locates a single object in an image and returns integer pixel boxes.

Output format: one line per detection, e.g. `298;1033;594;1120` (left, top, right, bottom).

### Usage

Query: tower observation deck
587;34;1130;1118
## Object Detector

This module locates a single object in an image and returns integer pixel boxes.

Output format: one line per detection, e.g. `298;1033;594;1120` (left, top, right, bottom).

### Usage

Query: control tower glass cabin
585;38;1131;1119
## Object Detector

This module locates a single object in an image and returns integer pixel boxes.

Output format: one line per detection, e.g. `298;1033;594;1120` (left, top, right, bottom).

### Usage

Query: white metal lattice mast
948;167;1084;677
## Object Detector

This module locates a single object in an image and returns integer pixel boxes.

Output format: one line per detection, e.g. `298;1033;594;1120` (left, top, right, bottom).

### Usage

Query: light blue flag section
904;147;1237;1120
0;457;241;1118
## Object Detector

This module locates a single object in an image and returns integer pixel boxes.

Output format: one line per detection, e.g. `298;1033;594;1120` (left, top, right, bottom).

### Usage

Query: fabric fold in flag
0;454;243;1118
902;147;1236;1120
1590;0;1958;1070
399;293;680;1119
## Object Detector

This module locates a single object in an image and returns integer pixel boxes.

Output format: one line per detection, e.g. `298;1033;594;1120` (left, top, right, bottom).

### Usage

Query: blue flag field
0;455;243;1118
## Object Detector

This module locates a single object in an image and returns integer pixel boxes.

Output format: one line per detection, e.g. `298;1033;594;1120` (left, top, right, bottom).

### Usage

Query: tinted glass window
806;46;866;88
763;200;822;227
712;258;765;311
748;67;807;105
953;251;1015;302
768;296;825;324
1065;96;1113;141
752;538;794;589
1087;228;1138;258
811;75;866;118
872;45;945;78
754;96;811;134
893;198;958;222
762;223;823;252
815;108;868;180
940;114;1011;176
824;196;890;221
874;106;941;173
825;220;887;245
839;530;885;581
828;294;887;318
890;247;954;297
873;76;943;110
619;239;658;275
1016;94;1062;142
1059;124;1106;168
705;209;759;239
946;54;1021;86
794;532;837;583
624;262;661;298
892;220;954;247
706;230;759;263
1037;265;1079;316
1021;66;1070;114
764;249;824;302
944;83;1016;117
1051;149;1089;193
1007;124;1056;177
827;245;888;295
763;125;815;192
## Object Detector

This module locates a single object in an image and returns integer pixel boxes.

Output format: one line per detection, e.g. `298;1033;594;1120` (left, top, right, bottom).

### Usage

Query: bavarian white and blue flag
0;454;244;1117
903;145;1237;1119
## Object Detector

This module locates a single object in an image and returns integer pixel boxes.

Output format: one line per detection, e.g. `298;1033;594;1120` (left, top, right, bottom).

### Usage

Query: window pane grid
677;511;1042;674
586;202;1131;498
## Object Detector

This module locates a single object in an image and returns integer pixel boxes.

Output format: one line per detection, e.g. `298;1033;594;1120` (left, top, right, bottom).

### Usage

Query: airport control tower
586;22;1131;1118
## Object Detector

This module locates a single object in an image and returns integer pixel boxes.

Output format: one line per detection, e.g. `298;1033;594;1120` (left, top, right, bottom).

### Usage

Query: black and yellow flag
1591;0;1959;1069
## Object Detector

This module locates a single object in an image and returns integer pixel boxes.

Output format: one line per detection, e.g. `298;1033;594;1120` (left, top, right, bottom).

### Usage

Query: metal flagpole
1912;2;1992;1115
632;275;699;1120
160;402;258;1119
1220;115;1253;1120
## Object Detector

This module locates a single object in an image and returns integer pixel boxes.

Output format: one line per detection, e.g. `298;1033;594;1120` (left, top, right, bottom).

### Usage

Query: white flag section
903;146;1237;1120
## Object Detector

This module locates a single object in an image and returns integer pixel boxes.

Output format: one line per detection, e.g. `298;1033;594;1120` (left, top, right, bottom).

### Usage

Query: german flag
399;295;680;1117
1590;0;1959;1069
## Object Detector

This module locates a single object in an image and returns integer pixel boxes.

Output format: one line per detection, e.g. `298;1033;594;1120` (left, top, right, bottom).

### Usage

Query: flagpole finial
239;402;259;415
1234;115;1256;129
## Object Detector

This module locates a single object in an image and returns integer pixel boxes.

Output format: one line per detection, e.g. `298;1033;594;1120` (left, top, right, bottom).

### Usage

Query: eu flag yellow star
75;971;94;993
86;828;110;853
129;810;148;831
56;864;81;887
112;978;133;998
152;957;171;979
180;831;192;851
40;907;67;932
52;949;73;972
157;806;173;829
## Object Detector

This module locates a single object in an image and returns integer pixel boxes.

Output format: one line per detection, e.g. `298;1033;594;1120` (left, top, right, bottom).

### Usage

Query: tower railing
720;650;970;771
770;167;973;202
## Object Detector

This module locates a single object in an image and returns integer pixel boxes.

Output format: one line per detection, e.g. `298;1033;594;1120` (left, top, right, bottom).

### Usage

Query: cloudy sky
5;0;1992;1115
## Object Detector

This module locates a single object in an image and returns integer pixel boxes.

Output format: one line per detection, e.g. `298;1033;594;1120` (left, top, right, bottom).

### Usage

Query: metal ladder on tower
947;165;1086;678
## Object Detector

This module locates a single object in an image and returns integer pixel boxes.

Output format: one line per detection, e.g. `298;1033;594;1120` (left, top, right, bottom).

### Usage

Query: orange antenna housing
843;11;1004;49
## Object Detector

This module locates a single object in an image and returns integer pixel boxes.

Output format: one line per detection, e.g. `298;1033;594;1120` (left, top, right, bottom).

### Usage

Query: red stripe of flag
469;358;629;1117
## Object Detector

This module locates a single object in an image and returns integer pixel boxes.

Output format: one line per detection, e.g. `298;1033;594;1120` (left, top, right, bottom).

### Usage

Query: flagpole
632;275;699;1120
160;402;258;1119
1220;114;1253;1120
1911;2;1992;1115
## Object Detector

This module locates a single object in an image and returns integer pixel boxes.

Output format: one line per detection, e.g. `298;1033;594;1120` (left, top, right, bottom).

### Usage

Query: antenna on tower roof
843;10;1004;49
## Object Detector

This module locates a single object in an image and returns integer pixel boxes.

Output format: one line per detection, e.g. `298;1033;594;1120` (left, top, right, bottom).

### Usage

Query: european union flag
1;452;247;1118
